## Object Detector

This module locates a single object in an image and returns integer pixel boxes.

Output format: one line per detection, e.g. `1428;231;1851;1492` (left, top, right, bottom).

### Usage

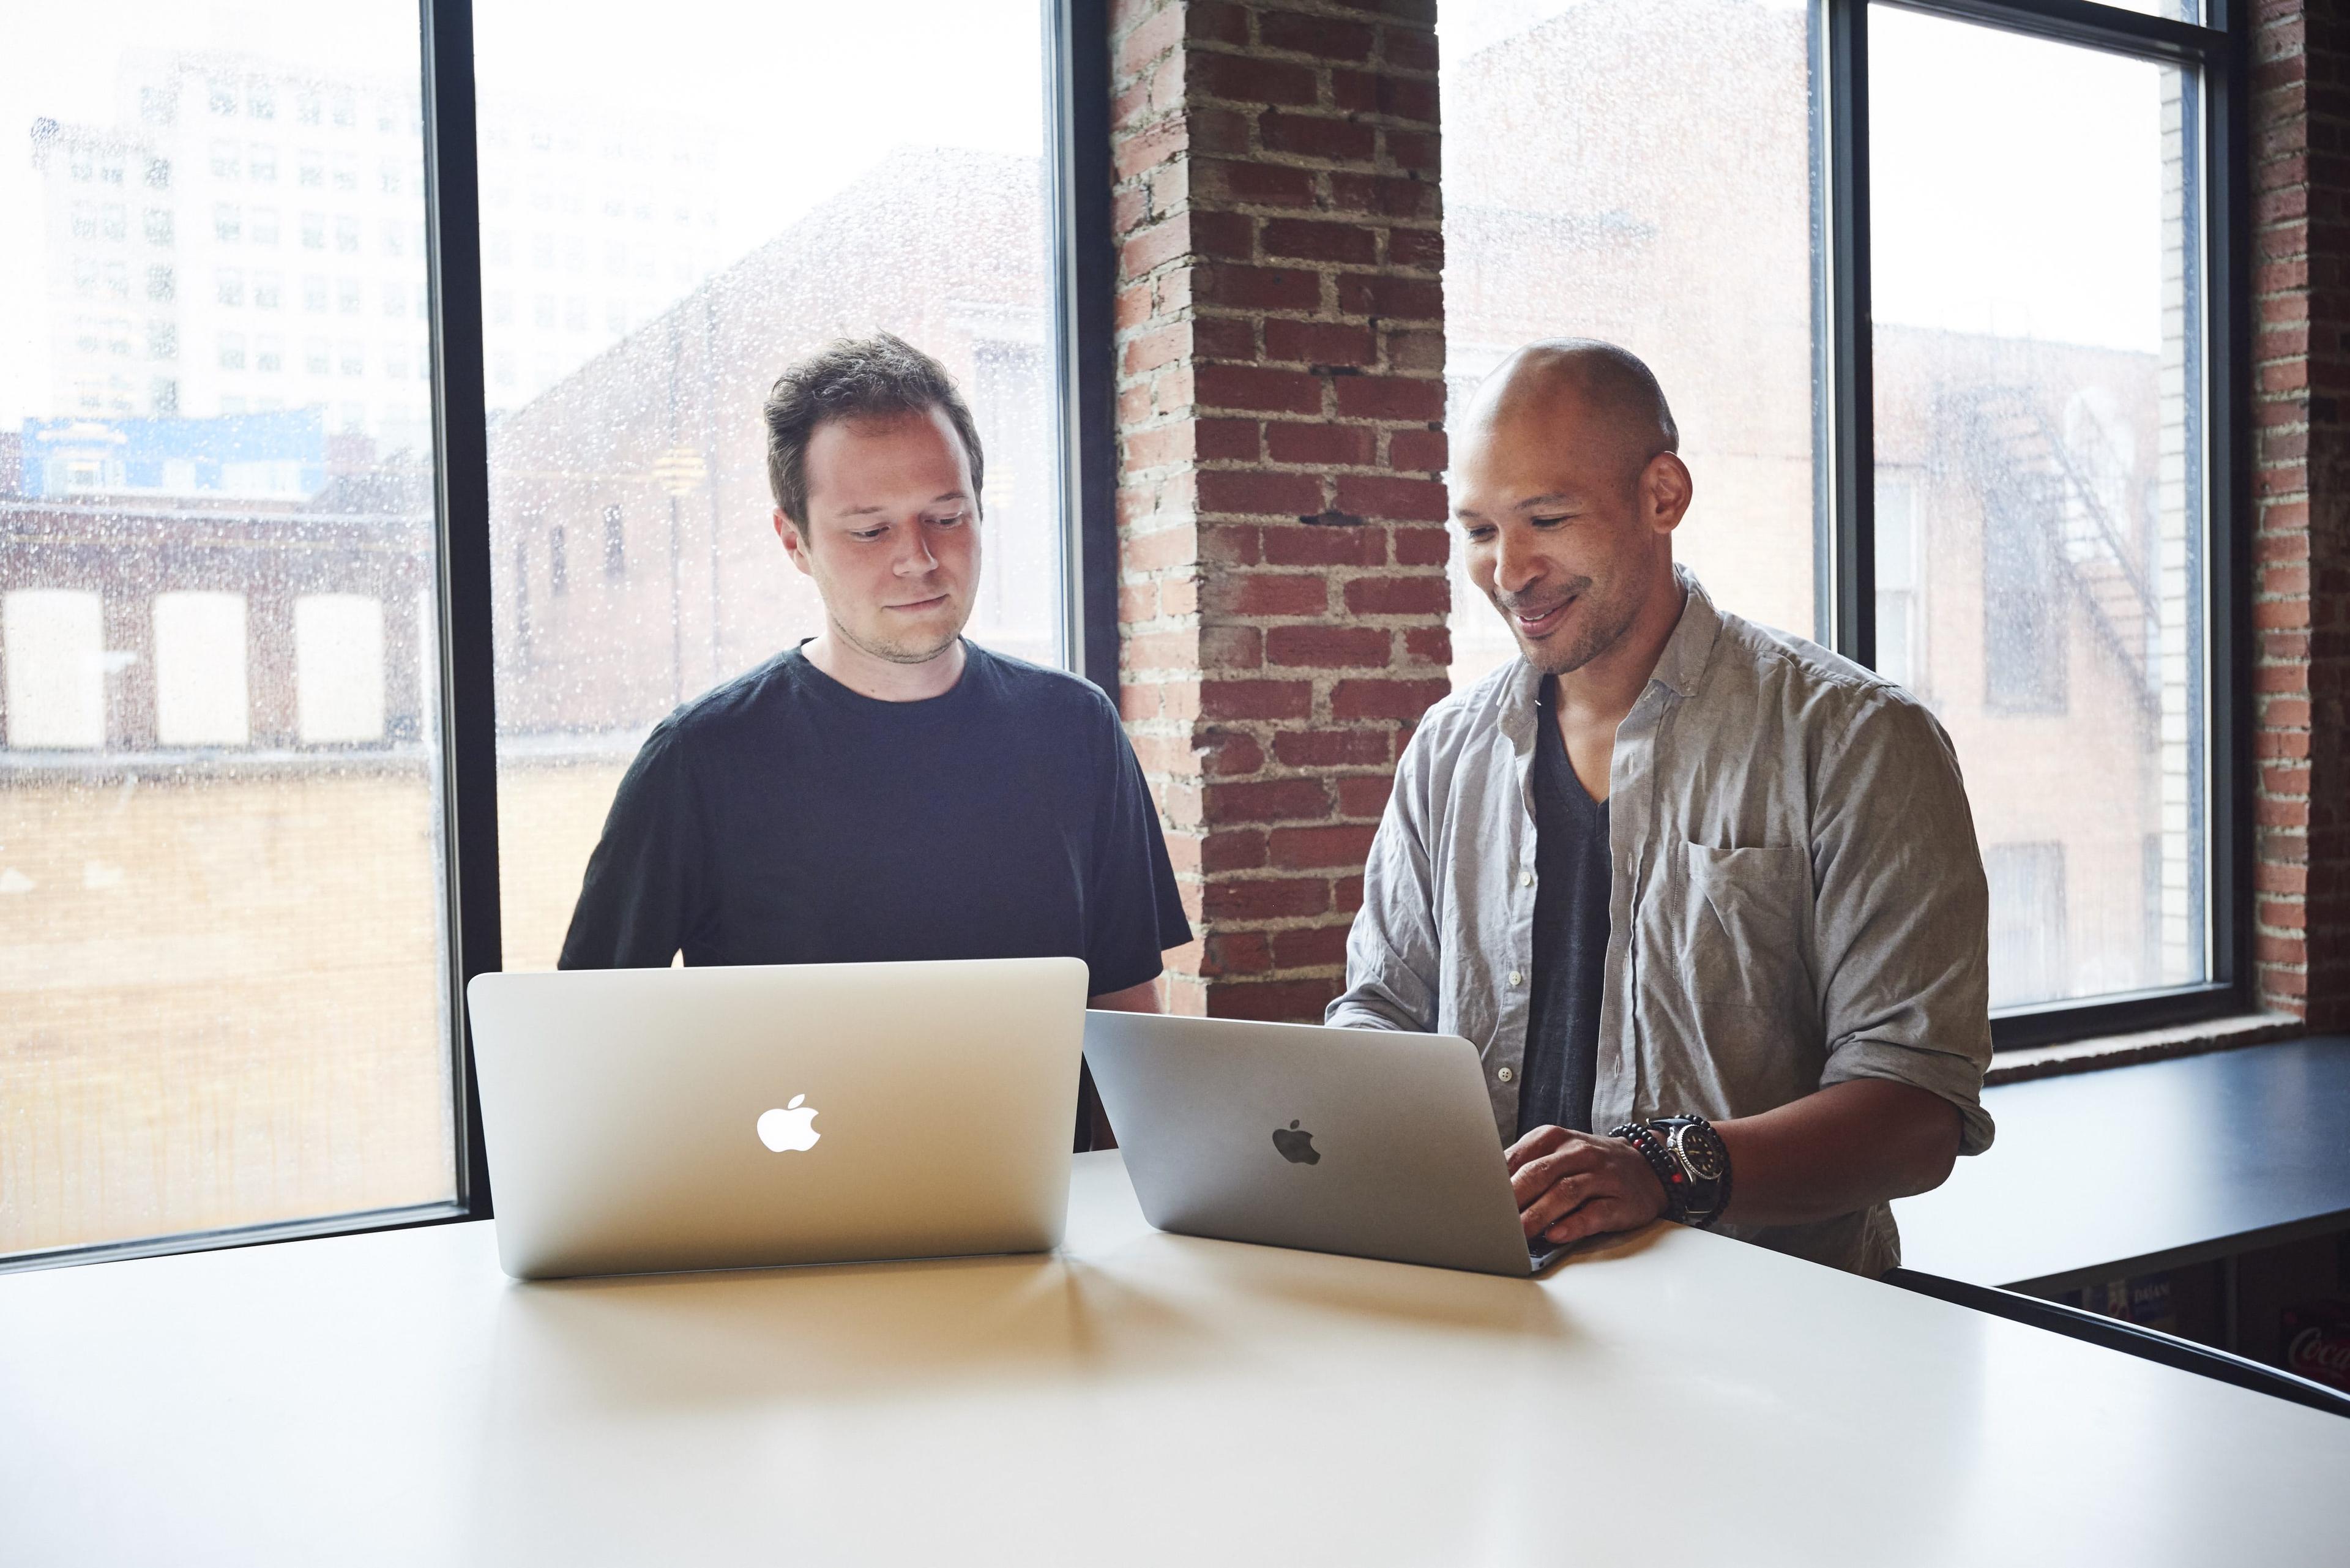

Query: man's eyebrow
1453;491;1585;522
834;490;971;518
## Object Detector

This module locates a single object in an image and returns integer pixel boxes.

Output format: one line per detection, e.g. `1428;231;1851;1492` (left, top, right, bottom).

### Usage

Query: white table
5;1152;2345;1565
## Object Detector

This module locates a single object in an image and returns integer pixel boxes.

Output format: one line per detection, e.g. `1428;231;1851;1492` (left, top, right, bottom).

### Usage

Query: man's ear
1642;453;1693;536
776;509;813;577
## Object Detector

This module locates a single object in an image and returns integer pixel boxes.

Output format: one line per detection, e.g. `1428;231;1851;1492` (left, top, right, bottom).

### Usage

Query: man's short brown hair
762;333;985;533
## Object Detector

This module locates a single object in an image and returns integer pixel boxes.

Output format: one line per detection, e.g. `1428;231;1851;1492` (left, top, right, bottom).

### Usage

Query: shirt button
1520;871;1534;887
1508;969;1523;986
1498;1067;1515;1083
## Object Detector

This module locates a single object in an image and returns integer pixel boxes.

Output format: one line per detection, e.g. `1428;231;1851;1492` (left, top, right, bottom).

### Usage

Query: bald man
1328;339;1993;1276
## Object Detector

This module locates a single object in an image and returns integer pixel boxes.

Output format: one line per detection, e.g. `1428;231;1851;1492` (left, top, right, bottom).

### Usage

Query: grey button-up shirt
1328;569;1994;1276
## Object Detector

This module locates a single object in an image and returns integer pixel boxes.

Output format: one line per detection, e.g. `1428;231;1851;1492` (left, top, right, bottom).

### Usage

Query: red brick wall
1109;0;1450;1019
2251;0;2350;1031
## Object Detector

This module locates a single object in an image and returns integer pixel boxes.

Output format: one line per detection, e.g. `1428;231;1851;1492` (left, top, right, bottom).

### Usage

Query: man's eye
1532;515;1574;528
850;526;887;542
928;510;968;527
1464;526;1496;542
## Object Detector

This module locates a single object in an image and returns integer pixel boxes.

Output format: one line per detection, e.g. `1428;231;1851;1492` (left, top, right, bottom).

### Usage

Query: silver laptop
465;957;1087;1280
1083;1012;1567;1277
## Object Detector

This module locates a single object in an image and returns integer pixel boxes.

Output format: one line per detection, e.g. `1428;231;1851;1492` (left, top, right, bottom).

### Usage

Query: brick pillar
1110;0;1450;1020
2251;0;2350;1029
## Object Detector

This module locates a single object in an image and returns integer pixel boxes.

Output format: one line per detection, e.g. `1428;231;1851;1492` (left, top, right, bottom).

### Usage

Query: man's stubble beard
807;554;971;667
826;599;968;666
1492;573;1643;678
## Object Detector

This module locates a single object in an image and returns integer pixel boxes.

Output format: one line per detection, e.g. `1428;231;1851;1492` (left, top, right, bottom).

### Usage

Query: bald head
1468;338;1678;489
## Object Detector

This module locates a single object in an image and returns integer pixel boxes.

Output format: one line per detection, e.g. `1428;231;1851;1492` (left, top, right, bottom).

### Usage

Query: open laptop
1083;1012;1567;1277
465;956;1087;1280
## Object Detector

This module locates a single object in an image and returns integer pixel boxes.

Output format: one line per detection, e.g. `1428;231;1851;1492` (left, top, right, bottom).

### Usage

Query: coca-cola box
2280;1301;2350;1393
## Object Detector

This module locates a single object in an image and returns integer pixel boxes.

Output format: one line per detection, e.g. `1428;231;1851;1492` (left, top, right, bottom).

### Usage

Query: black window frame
1815;0;2248;1051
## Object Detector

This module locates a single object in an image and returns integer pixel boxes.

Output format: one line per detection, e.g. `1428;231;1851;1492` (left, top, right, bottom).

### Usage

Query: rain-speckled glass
1;4;455;1258
1437;0;1822;692
1871;7;2209;1008
475;2;1061;971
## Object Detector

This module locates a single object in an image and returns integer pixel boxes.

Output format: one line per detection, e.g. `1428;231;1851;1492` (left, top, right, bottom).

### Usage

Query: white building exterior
27;48;726;446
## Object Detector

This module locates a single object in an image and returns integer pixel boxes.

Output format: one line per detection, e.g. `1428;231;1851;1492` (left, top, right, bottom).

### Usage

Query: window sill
1984;1013;2304;1087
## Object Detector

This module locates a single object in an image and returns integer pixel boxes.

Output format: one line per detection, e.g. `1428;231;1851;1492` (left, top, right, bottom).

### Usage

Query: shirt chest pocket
1655;842;1814;1020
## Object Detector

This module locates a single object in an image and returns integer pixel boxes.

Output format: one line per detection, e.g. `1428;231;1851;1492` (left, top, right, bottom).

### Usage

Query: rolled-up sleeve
1807;692;1996;1155
1327;723;1444;1034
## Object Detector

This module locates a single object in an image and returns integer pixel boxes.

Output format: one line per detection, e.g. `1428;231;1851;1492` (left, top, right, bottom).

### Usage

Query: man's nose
893;525;939;575
1494;528;1542;596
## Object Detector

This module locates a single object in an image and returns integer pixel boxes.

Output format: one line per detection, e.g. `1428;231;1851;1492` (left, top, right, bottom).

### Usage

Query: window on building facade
1;2;456;1267
476;0;1068;972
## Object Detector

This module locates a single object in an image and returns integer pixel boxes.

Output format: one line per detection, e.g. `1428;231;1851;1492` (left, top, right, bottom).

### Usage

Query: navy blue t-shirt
1513;676;1611;1140
558;641;1192;990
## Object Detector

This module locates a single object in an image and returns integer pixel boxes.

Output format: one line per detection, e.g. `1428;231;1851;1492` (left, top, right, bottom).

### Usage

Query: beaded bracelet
1608;1120;1689;1223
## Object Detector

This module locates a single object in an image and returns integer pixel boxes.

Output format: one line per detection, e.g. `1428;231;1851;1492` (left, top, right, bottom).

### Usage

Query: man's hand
1505;1125;1669;1247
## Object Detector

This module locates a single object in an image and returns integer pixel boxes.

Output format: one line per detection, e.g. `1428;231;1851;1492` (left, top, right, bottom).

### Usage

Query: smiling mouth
1510;596;1575;637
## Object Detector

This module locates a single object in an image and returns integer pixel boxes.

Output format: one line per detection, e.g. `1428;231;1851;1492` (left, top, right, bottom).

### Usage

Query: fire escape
1952;386;2161;717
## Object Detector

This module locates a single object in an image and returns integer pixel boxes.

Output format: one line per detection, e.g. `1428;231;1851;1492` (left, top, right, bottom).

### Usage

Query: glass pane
0;5;456;1258
475;2;1062;971
1438;0;1820;690
1871;9;2207;1008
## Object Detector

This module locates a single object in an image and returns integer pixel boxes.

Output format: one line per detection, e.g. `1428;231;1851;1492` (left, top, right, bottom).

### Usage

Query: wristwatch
1649;1114;1731;1229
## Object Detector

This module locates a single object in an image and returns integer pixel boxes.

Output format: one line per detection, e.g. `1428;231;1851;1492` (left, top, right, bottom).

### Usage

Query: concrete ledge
1985;1013;2306;1086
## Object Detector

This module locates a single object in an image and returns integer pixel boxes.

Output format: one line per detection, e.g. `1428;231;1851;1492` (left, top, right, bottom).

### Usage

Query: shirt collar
1492;564;1720;747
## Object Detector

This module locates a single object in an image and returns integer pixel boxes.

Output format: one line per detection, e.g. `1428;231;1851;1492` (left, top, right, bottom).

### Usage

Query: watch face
1672;1124;1727;1181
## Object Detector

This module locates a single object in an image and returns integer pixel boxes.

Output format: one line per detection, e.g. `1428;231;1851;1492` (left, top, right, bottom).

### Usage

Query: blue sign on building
20;410;328;501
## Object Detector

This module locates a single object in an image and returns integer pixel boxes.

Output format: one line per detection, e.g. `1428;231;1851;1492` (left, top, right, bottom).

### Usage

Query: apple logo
1272;1119;1319;1165
756;1094;821;1153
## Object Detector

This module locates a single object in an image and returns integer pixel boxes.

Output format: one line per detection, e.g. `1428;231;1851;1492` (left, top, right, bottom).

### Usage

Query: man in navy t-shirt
559;333;1192;1143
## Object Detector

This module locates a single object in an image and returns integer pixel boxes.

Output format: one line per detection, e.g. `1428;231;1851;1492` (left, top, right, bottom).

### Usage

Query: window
2;589;106;748
1986;842;2070;1009
293;594;387;742
1867;4;2217;1021
152;592;250;746
1439;0;2238;1045
602;504;625;578
477;0;1069;970
2;4;454;1269
1874;472;1922;692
